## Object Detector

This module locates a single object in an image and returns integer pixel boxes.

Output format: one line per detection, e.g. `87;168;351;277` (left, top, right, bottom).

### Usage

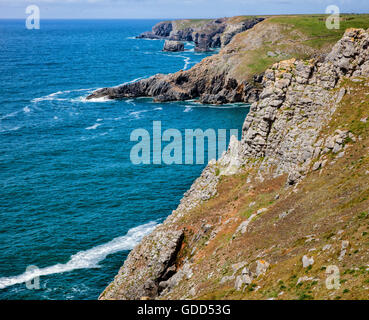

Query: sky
0;0;368;19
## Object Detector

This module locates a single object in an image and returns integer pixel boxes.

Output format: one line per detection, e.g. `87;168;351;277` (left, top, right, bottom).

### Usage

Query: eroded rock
163;40;184;52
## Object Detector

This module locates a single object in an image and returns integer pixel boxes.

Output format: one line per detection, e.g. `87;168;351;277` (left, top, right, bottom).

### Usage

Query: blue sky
0;0;368;19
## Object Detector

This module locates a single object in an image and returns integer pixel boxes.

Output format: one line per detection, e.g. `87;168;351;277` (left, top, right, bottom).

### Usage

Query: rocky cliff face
87;66;260;104
100;29;369;300
137;21;173;39
137;17;263;52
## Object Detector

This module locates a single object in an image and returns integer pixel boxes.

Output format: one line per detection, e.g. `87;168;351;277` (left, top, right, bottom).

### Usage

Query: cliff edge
100;28;369;300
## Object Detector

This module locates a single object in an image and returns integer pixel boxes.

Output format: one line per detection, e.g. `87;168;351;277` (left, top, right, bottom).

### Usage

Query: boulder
302;255;314;268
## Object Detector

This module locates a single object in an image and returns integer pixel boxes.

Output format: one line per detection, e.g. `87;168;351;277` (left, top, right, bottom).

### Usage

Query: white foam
32;88;94;103
183;57;191;70
140;38;160;41
164;54;192;70
0;221;158;290
0;126;21;133
154;107;163;111
129;110;149;119
125;99;136;106
0;111;20;121
85;123;101;130
184;106;193;113
23;106;31;113
79;96;112;103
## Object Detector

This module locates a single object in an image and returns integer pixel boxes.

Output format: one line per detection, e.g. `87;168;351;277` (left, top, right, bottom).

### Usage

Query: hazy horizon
1;0;368;20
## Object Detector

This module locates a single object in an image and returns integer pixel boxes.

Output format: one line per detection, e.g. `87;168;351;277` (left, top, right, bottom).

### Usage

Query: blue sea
0;19;249;299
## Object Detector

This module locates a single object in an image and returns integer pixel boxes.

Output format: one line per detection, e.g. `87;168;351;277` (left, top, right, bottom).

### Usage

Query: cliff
87;15;369;105
100;26;369;300
137;17;264;52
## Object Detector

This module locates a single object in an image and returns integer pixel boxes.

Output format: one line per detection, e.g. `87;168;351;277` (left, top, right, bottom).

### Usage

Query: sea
0;19;249;299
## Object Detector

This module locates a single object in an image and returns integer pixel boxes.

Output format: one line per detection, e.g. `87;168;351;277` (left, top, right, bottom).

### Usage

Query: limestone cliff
100;28;369;300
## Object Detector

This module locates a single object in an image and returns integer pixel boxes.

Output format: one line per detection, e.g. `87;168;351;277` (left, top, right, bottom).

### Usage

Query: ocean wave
85;123;101;130
139;38;161;41
161;53;193;70
78;96;111;103
32;88;94;103
184;106;193;113
183;57;191;70
0;126;21;133
0;111;20;121
129;110;149;119
0;221;158;290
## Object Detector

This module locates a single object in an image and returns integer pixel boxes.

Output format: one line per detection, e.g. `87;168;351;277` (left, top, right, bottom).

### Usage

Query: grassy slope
172;15;262;30
161;78;369;300
224;14;369;80
172;19;212;30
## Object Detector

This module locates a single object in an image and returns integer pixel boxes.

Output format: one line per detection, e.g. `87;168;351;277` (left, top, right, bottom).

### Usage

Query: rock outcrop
137;21;173;39
239;28;369;184
163;40;184;52
100;28;369;300
87;62;260;104
100;226;184;300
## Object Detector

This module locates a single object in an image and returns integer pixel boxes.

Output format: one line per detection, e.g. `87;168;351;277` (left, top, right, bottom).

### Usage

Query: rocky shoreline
99;27;369;300
87;17;265;104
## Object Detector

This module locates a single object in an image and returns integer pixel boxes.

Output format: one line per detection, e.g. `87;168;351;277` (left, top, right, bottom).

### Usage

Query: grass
173;19;212;30
173;16;264;31
225;14;369;80
156;77;369;300
270;14;369;44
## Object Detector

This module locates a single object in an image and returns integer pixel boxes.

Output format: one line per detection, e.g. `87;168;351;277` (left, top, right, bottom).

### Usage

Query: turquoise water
0;20;249;299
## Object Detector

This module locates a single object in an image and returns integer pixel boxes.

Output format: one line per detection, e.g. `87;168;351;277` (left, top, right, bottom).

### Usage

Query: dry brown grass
160;79;369;300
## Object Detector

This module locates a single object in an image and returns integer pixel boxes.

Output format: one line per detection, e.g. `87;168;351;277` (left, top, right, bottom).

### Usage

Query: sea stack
163;40;185;52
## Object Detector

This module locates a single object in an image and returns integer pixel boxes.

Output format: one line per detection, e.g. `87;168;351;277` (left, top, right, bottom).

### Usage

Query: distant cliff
137;17;264;52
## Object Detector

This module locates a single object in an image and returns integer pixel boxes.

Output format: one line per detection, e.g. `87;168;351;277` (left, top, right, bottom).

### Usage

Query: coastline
97;16;369;300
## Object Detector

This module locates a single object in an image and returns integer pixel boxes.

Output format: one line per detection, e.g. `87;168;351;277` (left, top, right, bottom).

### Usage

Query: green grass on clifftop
227;14;369;80
270;14;369;49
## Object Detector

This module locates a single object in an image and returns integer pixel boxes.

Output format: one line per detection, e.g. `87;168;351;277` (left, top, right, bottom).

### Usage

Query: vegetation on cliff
98;16;369;300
